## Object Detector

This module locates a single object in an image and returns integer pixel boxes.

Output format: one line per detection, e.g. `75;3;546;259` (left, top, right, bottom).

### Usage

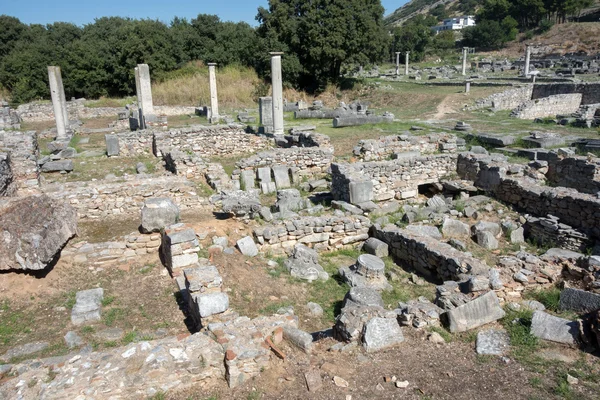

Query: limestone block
71;288;104;325
530;311;578;345
272;166;291;189
140;198;180;233
41;160;73;173
193;292;229;318
559;288;600;313
283;326;313;353
363;237;389;258
349;181;373;204
362;317;404;352
475;231;498;250
237;236;259;257
240;170;256;190
444;291;505;333
476;329;510;355
105;134;119;157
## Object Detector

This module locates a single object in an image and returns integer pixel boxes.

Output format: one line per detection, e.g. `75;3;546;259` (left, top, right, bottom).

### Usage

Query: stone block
475;231;498;250
444;291;505;333
193;292;229;318
256;167;272;183
283;326;313;353
406;225;442;240
105;134;119;157
476;329;510;355
442;218;471;238
331;200;363;215
363;237;389;258
41;160;73;172
530;311;578;345
71;288;104;325
362;317;404;353
240;170;256;190
272;166;291;189
559;288;600;313
344;287;384;308
471;221;501;237
237;236;259;257
140;198;180;233
349;181;373;204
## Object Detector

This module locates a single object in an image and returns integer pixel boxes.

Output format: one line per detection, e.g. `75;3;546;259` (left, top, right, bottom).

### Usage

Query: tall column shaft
462;48;468;76
135;64;154;127
47;66;68;139
395;52;401;76
405;52;410;75
525;45;532;76
208;63;220;123
270;52;284;135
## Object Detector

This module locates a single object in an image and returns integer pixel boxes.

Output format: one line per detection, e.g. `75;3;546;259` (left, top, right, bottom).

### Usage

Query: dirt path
430;92;464;121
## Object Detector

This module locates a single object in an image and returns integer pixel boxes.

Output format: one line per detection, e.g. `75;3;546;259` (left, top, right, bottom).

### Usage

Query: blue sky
2;0;409;26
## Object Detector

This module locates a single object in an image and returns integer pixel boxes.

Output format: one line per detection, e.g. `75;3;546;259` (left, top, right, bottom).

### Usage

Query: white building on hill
432;16;475;34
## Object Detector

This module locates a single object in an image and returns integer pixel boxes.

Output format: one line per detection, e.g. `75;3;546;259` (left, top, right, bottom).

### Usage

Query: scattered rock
476;329;510;355
140;198;180;234
307;302;324;317
428;332;446;344
530;311;579;345
559;288;600;313
333;376;349;388
236;236;259;257
64;331;83;349
444;291;506;333
0;342;49;363
442;218;471;238
363;237;389;258
71;288;104;325
284;244;329;282
362;317;404;353
305;369;323;392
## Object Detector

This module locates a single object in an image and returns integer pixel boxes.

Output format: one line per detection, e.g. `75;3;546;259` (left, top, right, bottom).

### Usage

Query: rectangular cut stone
193;292;229;318
259;97;273;132
172;253;199;269
256;167;272;183
559;288;600;313
260;181;276;194
184;265;222;293
444;291;506;333
105;134;119;157
241;170;256;190
167;229;197;245
272;166;291;189
349;181;373;204
283;326;314;353
531;311;578;345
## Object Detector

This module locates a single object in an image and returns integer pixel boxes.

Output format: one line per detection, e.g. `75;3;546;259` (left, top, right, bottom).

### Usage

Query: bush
537;19;554;33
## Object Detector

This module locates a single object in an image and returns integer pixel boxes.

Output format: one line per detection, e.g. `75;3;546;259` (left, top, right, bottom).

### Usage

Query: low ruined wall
236;147;334;175
371;225;489;281
532;82;600;105
0;130;40;196
154;125;272;157
458;153;600;241
471;86;533;110
114;131;154;156
353;133;460;161
253;215;372;255
524;216;592;253
511;93;582;119
294;132;332;148
44;175;212;219
332;154;457;203
16;100;197;122
0;153;14;196
546;152;600;195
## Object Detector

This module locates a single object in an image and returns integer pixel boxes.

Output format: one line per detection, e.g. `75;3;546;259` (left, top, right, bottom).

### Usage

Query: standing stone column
405;52;410;75
47;66;69;139
135;64;155;129
270;52;284;135
395;52;401;76
462;47;469;76
259;97;273;133
465;79;471;94
524;45;532;77
208;63;220;123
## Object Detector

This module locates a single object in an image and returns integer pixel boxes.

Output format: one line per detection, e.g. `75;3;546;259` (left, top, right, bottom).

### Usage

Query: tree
391;15;436;62
256;0;388;92
463;16;517;50
0;15;27;59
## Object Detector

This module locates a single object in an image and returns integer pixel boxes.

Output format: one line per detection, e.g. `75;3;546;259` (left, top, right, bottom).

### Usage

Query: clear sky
2;0;409;26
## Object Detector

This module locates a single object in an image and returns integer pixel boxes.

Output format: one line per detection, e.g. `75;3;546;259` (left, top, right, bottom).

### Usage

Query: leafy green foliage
462;17;518;50
255;0;389;92
391;15;437;62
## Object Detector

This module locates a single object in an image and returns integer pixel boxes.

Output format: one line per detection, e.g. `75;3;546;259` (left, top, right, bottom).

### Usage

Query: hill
385;0;463;27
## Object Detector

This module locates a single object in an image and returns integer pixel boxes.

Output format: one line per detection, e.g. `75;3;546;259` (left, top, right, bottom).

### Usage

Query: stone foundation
235;147;334;175
353;133;461;161
0;130;40;196
546;152;600;195
331;154;457;203
511;93;583;119
44;175;211;219
371;225;489;281
253;215;372;255
524;215;592;253
470;86;533;111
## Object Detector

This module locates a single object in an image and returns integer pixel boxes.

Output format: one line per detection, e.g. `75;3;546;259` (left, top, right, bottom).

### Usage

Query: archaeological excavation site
2;3;600;399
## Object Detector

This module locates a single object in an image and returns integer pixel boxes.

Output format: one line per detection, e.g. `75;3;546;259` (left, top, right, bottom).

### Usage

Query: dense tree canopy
0;15;258;103
255;0;389;92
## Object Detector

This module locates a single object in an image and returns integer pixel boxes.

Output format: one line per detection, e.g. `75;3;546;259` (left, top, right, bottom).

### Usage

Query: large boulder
140;198;180;233
0;195;77;271
284;244;329;281
220;190;262;218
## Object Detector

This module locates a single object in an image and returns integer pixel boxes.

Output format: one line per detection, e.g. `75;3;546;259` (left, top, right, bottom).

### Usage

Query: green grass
429;326;453;343
524;287;561;312
103;308;126;327
0;301;33;346
122;331;136;345
101;295;115;307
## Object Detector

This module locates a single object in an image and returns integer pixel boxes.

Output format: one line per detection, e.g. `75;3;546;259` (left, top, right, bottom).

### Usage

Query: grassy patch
524;287;561;312
103;308;126;327
101;295;115;307
429;326;453;343
0;301;33;346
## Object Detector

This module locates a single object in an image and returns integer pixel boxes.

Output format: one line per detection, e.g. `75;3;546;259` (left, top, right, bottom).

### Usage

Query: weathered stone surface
305;369;323;392
362;317;404;352
0;195;77;271
475;231;499;250
64;331;83;349
41;159;73;172
476;329;510;355
444;291;506;333
193;292;229;318
344;287;384;308
363;237;389;258
307;302;324;317
0;342;49;363
237;236;259;257
272;166;291;189
442;218;471;238
105;134;119;156
284;244;329;281
339;254;391;291
140;198;180;233
531;311;579;345
221;190;261;218
559;288;600;313
71;288;104;325
275;189;306;213
331;200;363;215
406;225;442;240
283;326;313;353
468;276;490;292
471;221;501;237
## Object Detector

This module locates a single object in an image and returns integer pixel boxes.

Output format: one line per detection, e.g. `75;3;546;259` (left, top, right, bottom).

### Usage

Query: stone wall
154;125;272;158
353;133;461;161
0;152;14;196
16;100;196;122
253;215;372;255
371;225;489;281
546;152;600;195
511;93;583;119
163;150;236;191
114;131;154;156
235;147;334;175
471;86;533;110
332;154;457;203
0;103;21;130
0;130;40;196
44;175;212;219
458;153;600;241
532;82;600;105
524;215;592;253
